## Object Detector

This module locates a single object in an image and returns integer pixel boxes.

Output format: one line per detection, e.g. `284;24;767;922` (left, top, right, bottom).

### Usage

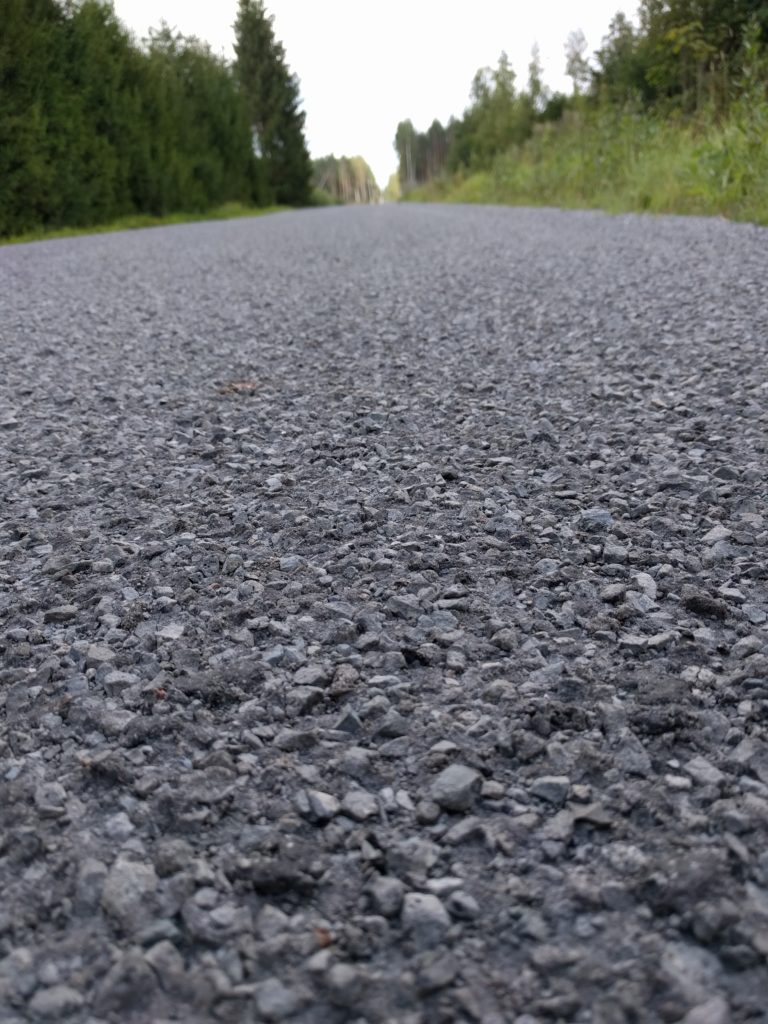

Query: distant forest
394;1;768;193
312;155;380;205
0;0;313;237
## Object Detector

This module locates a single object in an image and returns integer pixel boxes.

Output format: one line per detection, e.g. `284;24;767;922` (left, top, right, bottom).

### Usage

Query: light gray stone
402;892;451;947
430;764;482;812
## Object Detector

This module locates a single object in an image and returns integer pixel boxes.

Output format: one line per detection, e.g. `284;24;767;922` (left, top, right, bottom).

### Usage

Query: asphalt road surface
1;205;768;1024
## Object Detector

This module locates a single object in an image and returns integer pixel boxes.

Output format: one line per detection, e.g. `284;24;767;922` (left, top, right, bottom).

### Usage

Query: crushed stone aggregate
1;204;768;1022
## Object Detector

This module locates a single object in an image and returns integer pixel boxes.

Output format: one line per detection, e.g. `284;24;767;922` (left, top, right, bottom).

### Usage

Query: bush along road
1;205;767;1023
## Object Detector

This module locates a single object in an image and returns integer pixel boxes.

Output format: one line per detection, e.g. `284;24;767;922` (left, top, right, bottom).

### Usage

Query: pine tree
233;0;312;206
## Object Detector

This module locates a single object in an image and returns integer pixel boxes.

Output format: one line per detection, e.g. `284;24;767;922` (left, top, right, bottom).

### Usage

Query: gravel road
1;204;768;1024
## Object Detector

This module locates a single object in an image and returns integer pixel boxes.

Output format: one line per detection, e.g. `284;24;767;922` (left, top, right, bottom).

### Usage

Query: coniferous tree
0;0;66;234
0;0;264;236
234;0;312;206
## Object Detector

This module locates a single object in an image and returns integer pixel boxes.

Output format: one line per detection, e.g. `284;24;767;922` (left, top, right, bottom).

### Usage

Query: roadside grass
405;99;768;226
1;202;287;246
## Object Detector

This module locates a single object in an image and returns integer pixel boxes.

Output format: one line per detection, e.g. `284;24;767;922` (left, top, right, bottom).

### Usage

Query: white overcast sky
112;1;637;186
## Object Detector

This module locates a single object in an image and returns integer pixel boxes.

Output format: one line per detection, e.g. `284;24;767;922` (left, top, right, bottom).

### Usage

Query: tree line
0;0;312;237
394;0;768;191
312;155;380;204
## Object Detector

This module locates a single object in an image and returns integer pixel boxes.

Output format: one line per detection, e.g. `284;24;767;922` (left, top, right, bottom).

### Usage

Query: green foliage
593;13;656;107
310;187;338;207
234;0;312;206
394;117;455;188
313;155;380;204
0;0;308;237
595;1;768;111
393;49;553;190
406;97;768;225
0;0;68;234
136;24;256;217
457;52;536;169
393;1;768;224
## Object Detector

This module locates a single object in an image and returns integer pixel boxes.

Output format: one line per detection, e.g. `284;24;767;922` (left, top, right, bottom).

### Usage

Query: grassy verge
1;202;288;246
405;99;768;225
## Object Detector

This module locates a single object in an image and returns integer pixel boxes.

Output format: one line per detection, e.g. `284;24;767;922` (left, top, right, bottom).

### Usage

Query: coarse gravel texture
1;204;768;1024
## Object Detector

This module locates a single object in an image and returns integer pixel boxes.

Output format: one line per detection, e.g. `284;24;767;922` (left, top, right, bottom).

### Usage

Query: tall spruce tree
233;0;312;206
0;0;66;234
0;0;257;237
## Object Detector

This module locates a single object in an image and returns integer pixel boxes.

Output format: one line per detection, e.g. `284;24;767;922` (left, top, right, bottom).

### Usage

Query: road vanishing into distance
1;205;768;1024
